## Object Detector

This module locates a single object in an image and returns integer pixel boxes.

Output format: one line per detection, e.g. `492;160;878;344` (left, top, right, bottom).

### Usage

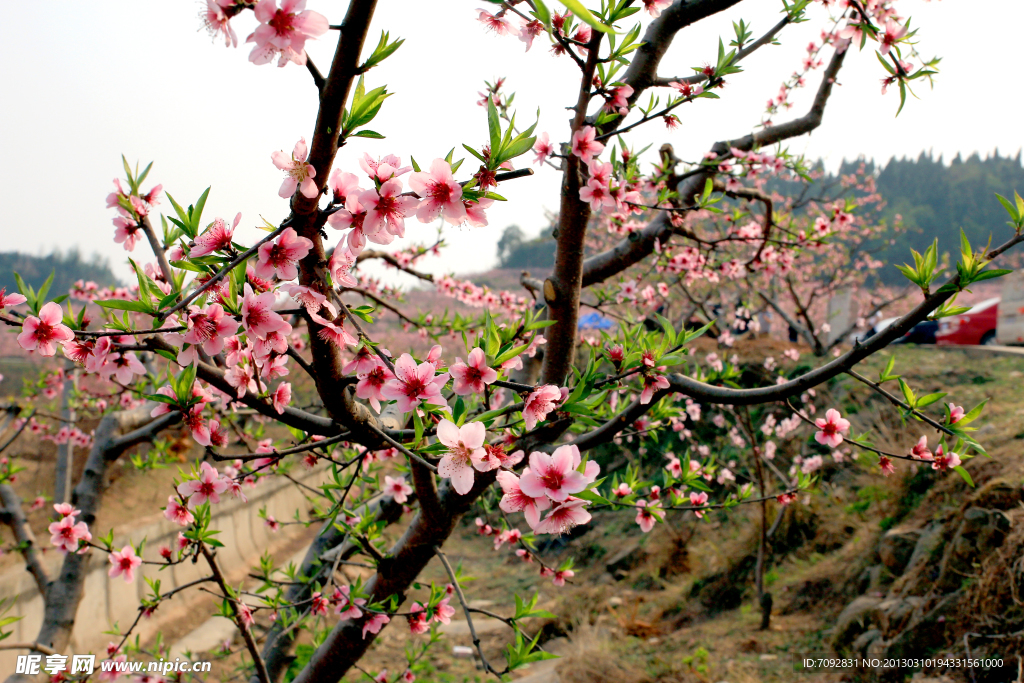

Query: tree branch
580;47;848;289
542;27;604;386
0;485;49;596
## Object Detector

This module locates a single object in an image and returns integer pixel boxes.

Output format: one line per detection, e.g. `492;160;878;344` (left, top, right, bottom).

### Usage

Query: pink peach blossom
203;0;238;47
497;470;550;529
189;214;240;257
247;0;329;67
356;361;392;413
931;444;961;472
177;462;230;509
640;373;669;404
910;436;933;460
814;408;850;448
54;503;80;518
522;385;563;431
18;302;74;357
113;214;142;251
381;353;449;413
358;154;411;182
362;612;390;639
635;500;663;532
409;159;466;225
271;138;318;199
533;132;553;165
571;126;604;163
272;382;292;414
689;491;709;518
329;245;358;288
255;227;313;281
642;0;672;16
534;498;592;535
384;475;413;504
477;8;520;36
360;180;419;239
48;515;91;553
164;496;195;526
241;284;290;339
0;288;27;312
334;584;366;620
519;445;597;503
450;348;497;395
308;310;358;348
436;419;486;495
108;545;142;583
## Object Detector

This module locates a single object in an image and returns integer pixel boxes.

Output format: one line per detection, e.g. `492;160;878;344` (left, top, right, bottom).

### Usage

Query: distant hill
0;250;119;296
495;150;1024;283
871;150;1024;278
496;224;556;271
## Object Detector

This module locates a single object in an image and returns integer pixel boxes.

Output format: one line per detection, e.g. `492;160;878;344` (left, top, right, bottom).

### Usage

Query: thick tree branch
542;28;604;386
291;472;497;683
254;493;406;683
581;47;847;289
616;0;747;111
0;485;49;596
11;405;177;670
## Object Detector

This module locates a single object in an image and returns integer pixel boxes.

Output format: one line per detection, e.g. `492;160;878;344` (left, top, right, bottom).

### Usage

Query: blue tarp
578;312;614;330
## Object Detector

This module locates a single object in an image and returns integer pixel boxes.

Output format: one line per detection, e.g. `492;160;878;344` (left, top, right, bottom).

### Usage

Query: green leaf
557;0;614;33
916;392;946;408
170;259;207;274
501;135;538;163
136;161;153;188
487;99;502;159
412;409;424;446
971;268;1012;283
350;305;375;323
154;349;178;362
952;465;974;488
956;399;988;427
361;31;405;71
122;155;135;189
191;187;211;232
95;299;152;312
36;270;55;304
898;378;916;407
879;354;899;382
350;130;385;139
462;144;488;163
493;342;529;367
996;192;1019;222
573;488;609;505
13;272;33;305
533;0;552;27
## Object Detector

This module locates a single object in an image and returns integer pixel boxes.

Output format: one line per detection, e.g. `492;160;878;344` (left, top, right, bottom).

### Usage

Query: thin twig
364;422;437;472
156;224;288;322
434;547;501;677
200;543;271;683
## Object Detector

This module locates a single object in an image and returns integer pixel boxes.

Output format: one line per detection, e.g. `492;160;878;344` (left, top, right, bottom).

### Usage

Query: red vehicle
936;297;999;346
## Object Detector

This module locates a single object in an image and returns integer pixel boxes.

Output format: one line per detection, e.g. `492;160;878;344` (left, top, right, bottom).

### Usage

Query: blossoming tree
1;0;1022;682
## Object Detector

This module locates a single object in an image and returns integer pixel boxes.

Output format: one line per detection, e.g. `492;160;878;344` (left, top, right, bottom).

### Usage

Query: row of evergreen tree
0;249;117;296
839;150;1024;282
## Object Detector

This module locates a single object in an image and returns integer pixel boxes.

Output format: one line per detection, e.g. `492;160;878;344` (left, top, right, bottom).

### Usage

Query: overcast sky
1;0;1021;286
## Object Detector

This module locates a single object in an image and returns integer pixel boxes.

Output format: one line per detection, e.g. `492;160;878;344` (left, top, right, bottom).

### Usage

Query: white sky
1;0;1021;286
